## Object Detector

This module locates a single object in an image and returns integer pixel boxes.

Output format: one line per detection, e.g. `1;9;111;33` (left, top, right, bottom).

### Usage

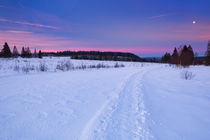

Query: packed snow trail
80;67;153;140
1;61;210;140
0;66;151;140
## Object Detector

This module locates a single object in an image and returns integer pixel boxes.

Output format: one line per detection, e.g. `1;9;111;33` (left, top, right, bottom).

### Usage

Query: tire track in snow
79;67;154;140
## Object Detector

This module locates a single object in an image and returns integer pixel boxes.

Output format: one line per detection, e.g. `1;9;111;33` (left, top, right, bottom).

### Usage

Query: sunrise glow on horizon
0;0;210;57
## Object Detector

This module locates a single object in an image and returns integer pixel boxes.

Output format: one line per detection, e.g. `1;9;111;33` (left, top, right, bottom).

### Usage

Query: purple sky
0;0;210;57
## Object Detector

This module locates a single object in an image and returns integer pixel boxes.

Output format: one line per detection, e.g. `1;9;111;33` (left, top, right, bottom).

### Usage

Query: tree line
2;41;210;65
0;42;143;61
43;51;143;62
161;42;210;66
0;42;42;58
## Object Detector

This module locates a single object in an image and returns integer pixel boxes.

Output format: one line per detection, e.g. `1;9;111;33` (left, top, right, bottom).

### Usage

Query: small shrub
182;70;195;80
56;60;74;71
22;66;30;73
96;63;106;68
21;62;34;73
89;65;96;68
120;64;125;67
65;61;74;71
114;62;120;68
39;62;48;72
14;65;20;72
81;64;86;69
114;63;124;68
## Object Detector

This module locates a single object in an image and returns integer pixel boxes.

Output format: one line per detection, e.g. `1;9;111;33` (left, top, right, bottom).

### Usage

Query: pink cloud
6;30;32;34
199;34;210;40
0;18;57;30
0;30;82;50
173;30;192;33
0;18;9;22
0;30;171;55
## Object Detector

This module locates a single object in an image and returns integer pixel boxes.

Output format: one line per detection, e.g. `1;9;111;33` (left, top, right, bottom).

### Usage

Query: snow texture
0;57;210;140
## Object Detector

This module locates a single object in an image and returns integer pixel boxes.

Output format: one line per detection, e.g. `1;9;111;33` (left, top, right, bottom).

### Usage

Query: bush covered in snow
181;70;195;80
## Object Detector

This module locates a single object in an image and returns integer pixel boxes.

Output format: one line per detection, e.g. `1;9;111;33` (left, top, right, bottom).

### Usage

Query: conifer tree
12;46;19;57
180;45;194;66
170;48;179;64
21;47;26;58
38;50;42;58
205;41;210;66
33;49;37;58
161;52;171;63
1;42;12;58
187;45;194;64
25;47;32;58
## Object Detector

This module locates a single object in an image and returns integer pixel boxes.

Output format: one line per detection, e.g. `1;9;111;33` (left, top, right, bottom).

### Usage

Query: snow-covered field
0;57;142;77
0;57;210;140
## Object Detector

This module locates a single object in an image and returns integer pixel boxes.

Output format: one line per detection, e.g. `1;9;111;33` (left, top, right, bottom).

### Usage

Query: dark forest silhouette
161;42;210;66
0;42;142;62
0;42;210;65
42;51;143;62
0;42;42;59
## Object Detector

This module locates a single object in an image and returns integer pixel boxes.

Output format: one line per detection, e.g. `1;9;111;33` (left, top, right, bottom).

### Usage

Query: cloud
6;30;32;34
199;34;210;40
148;14;170;19
0;18;9;22
0;29;172;54
0;30;81;50
173;30;192;33
0;18;57;29
14;21;58;29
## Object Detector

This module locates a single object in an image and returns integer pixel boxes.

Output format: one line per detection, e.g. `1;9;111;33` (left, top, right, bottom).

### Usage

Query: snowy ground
0;58;210;140
0;57;142;77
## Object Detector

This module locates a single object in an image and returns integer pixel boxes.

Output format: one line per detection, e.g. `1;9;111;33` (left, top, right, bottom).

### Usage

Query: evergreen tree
38;50;42;58
1;42;12;58
187;45;194;64
161;52;171;63
12;46;19;57
25;47;32;58
180;45;194;66
170;48;179;64
205;41;210;66
21;47;26;58
33;49;37;58
180;45;188;66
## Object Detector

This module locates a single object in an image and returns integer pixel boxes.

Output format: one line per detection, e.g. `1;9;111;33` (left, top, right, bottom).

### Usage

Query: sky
0;0;210;57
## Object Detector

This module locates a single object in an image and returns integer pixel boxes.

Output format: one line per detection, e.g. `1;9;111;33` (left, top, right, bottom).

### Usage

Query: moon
193;21;196;24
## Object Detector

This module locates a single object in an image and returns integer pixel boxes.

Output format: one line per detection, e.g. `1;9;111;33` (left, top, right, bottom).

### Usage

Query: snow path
1;61;210;140
80;67;154;140
0;66;152;140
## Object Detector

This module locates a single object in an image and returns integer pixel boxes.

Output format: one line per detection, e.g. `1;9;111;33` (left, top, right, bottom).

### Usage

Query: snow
0;57;142;77
0;57;210;140
142;65;210;139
